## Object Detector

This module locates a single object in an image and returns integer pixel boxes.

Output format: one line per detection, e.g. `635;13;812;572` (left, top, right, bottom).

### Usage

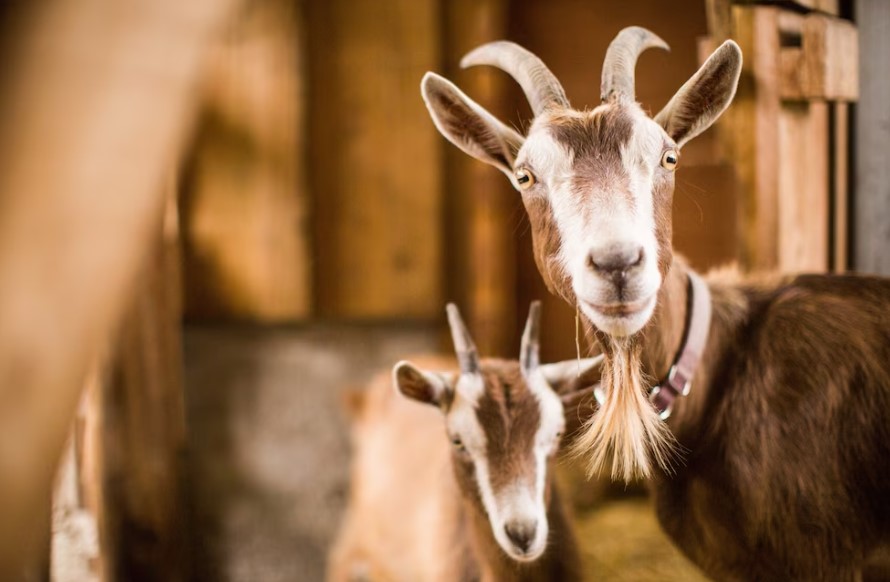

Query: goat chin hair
570;339;678;482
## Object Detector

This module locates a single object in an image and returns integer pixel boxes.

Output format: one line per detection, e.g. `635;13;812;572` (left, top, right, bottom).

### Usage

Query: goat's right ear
393;360;453;407
421;72;525;185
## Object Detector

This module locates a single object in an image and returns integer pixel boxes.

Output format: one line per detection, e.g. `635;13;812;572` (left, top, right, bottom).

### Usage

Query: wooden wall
177;0;854;356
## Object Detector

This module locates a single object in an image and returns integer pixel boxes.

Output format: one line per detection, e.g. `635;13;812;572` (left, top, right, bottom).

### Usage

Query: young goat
327;303;599;582
422;26;890;581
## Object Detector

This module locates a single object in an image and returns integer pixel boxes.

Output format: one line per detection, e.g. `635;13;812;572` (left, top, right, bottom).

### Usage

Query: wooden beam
778;101;830;271
730;5;782;270
441;0;516;356
831;103;850;271
97;190;190;581
0;0;236;575
780;14;858;102
307;0;442;320
181;0;312;322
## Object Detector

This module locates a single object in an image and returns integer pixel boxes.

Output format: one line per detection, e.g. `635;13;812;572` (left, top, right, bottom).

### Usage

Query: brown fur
327;357;583;582
623;261;890;581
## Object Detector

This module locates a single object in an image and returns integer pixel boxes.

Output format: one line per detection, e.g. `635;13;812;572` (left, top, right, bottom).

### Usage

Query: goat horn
461;41;569;116
600;26;669;102
520;301;542;373
446;303;480;374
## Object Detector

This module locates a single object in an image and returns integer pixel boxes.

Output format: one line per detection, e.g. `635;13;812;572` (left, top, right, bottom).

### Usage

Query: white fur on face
518;107;668;337
446;371;564;562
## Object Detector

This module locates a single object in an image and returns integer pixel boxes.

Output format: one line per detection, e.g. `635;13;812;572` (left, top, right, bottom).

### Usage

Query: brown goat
422;26;890;581
327;303;598;582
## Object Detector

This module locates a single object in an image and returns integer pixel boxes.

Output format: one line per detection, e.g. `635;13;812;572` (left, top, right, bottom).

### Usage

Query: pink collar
649;270;712;419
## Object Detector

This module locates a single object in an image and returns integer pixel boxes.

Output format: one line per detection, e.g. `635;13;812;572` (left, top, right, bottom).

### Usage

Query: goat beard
570;336;678;483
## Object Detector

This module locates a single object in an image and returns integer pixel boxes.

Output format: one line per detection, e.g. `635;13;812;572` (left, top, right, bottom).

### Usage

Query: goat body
647;268;890;581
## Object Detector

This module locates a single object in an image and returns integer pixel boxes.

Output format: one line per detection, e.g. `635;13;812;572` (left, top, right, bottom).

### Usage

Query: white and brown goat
423;26;890;581
327;303;598;582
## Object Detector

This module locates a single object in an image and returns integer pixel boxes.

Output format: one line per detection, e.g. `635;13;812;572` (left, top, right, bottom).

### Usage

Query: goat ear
539;356;603;438
393;360;453;407
421;72;525;185
654;40;742;148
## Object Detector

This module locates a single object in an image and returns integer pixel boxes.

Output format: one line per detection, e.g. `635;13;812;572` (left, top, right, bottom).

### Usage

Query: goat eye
515;168;536;190
661;150;679;170
451;437;465;451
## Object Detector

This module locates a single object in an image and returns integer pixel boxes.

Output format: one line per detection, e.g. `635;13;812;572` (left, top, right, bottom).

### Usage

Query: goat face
393;303;600;561
422;27;741;338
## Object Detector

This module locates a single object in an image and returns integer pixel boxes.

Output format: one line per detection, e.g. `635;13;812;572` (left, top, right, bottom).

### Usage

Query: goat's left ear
393;360;453;408
654;40;742;148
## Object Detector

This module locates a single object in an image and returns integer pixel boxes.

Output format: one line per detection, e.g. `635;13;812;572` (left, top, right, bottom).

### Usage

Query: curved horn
461;41;569;116
520;301;542;372
446;303;480;374
600;26;669;102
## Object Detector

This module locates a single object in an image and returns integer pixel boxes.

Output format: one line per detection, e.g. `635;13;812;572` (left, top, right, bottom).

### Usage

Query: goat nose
504;520;537;552
587;243;644;278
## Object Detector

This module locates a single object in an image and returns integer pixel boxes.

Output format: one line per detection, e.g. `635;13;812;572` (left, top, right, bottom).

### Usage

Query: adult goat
422;26;890;581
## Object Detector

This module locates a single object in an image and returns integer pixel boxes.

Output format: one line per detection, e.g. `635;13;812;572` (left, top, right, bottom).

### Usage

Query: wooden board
730;5;782;271
307;0;442;320
778;102;830;271
441;0;517;357
97;194;191;581
832;103;849;272
181;0;311;322
779;14;858;102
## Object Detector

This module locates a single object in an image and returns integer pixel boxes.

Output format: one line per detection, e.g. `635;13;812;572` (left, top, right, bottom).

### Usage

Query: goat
327;302;600;582
421;26;890;581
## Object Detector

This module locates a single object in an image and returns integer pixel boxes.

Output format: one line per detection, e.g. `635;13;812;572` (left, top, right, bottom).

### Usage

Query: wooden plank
440;0;516;356
778;102;830;271
308;0;442;320
832;103;849;271
730;5;782;271
780;14;858;101
854;0;890;274
0;0;236;575
181;0;311;322
98;190;190;581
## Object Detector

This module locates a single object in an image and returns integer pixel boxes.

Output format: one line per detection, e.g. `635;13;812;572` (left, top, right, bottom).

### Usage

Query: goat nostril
504;520;536;552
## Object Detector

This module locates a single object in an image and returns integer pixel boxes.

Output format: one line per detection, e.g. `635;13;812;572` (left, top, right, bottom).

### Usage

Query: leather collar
649;270;712;419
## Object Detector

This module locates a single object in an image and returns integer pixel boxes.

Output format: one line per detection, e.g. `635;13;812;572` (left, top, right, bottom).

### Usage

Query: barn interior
0;0;880;580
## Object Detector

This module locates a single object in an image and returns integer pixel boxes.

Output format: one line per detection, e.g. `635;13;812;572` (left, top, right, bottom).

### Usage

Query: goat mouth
583;296;652;317
505;545;545;563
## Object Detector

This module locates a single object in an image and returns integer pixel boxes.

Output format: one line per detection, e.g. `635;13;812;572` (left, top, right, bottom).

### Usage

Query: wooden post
96;190;190;581
729;5;783;271
307;0;443;321
181;0;312;322
0;0;236;576
441;0;517;357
